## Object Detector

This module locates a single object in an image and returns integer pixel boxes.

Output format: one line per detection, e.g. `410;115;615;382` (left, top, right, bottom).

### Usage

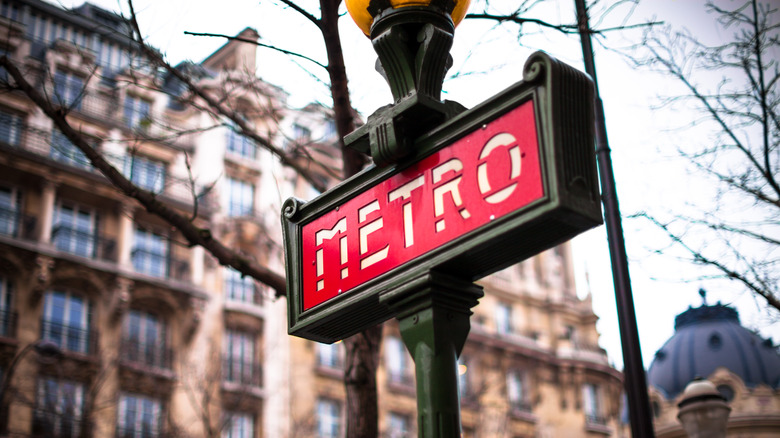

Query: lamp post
677;378;731;438
343;3;476;437
296;2;599;437
0;340;63;435
343;0;471;166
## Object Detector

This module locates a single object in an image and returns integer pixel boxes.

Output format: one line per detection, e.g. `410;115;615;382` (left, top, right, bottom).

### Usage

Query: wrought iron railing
40;320;98;356
510;400;533;413
115;425;166;438
2;115;208;209
119;338;172;370
31;409;90;438
222;358;262;387
51;225;116;261
586;414;608;426
0;308;16;338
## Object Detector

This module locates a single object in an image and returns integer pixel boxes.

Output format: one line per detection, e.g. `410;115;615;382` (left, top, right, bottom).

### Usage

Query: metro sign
283;52;602;343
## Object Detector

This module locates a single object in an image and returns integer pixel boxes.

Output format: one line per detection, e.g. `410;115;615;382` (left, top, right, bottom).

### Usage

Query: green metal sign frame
282;52;600;343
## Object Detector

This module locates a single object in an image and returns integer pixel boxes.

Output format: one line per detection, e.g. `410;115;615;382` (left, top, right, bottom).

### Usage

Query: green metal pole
381;272;483;437
574;0;654;436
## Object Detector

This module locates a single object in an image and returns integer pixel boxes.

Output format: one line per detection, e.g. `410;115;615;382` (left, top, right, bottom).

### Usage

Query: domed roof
647;301;780;399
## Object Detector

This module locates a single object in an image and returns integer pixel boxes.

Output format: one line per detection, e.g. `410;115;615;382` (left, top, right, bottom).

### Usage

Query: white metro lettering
432;158;471;233
314;217;347;291
478;133;522;203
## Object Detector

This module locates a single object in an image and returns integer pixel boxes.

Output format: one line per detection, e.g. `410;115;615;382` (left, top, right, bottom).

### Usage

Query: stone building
0;0;623;437
647;298;780;437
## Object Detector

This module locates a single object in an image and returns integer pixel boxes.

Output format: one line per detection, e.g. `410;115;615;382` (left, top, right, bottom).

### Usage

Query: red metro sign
301;102;541;310
283;52;602;343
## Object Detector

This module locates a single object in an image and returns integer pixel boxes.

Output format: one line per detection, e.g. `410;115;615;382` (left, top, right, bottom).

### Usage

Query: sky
52;0;779;371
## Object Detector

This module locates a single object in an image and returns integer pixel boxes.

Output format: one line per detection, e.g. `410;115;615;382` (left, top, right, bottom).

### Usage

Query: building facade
0;1;623;437
647;299;780;437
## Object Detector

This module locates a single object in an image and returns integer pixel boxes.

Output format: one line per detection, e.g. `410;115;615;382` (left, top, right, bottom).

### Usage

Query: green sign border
282;51;601;343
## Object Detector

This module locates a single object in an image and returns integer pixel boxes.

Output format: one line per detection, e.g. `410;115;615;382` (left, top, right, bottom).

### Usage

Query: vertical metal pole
381;273;483;437
574;0;655;436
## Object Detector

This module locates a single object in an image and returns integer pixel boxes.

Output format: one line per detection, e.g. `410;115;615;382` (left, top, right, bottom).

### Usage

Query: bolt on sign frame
282;52;601;344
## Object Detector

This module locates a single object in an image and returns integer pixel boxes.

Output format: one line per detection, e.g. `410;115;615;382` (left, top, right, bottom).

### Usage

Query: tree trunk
343;325;383;438
318;1;381;437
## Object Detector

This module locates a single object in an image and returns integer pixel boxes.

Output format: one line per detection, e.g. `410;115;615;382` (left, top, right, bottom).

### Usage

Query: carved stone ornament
111;277;134;322
29;255;55;304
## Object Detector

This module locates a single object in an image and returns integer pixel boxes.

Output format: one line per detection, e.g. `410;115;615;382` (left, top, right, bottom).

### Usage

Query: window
316;342;343;369
385;336;410;385
0;109;23;146
0;185;21;236
224;177;254;217
583;383;604;424
0;49;7;82
717;384;735;402
123;95;151;130
0;2;20;21
0;275;12;337
53;70;84;109
316;398;341;438
323;121;337;139
123;310;167;369
52;203;97;258
387;412;411;438
226;129;256;159
50;130;91;169
224;329;259;386
507;370;530;412
117;392;163;438
42;290;91;354
224;268;258;305
495;302;512;335
124;155;166;192
292;123;311;141
132;228;168;278
222;411;254;438
34;377;85;438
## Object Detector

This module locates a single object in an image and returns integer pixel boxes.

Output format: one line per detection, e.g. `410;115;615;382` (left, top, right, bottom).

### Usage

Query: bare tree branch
126;0;328;193
0;55;287;296
183;31;328;70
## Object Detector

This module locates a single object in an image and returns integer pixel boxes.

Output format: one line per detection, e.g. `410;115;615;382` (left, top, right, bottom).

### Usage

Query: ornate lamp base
345;7;466;166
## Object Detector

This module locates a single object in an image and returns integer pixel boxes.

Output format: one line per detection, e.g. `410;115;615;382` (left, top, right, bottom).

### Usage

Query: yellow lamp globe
346;0;471;36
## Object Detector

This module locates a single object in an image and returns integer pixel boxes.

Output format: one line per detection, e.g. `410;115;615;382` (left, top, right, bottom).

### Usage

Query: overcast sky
53;0;780;370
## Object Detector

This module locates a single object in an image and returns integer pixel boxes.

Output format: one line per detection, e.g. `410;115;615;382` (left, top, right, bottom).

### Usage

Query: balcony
1;123;208;210
51;225;116;261
116;426;168;438
31;409;90;438
508;400;538;425
585;414;612;435
40;320;98;357
70;89;120;123
510;400;533;413
119;338;173;371
0;308;16;338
